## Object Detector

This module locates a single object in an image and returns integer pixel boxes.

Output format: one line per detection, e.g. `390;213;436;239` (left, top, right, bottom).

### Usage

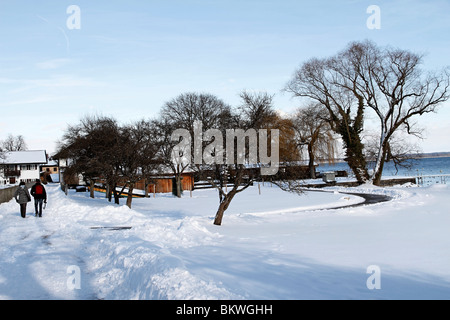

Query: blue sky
0;0;449;154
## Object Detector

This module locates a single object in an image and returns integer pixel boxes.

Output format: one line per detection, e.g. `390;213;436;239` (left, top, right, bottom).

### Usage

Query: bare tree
160;92;232;198
211;91;279;226
56;115;121;199
119;120;160;208
237;91;277;128
285;54;370;184
290;103;337;179
153;117;188;198
286;40;450;185
343;40;450;184
137;119;161;198
2;134;28;152
56;116;161;207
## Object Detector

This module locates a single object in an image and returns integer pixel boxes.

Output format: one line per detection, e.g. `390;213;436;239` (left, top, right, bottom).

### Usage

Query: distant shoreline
317;152;450;164
412;152;450;159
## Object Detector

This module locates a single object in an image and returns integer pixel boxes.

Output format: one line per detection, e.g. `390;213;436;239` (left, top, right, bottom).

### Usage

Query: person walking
14;181;32;218
31;179;47;218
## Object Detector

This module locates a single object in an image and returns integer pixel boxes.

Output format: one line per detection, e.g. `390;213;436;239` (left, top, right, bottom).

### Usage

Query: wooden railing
416;174;449;186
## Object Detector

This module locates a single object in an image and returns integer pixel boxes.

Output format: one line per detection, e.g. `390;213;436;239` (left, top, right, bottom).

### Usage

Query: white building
0;150;48;185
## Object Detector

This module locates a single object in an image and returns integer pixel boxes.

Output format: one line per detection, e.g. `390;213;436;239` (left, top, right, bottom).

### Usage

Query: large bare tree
343;40;450;184
286;40;450;185
285;53;370;183
56;115;122;200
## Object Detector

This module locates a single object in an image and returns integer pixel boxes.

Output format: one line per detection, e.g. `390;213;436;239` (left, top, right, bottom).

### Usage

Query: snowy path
0;188;97;299
1;183;450;299
301;188;392;210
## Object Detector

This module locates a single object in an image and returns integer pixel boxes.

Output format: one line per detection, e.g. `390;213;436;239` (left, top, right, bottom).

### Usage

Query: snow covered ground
0;182;449;300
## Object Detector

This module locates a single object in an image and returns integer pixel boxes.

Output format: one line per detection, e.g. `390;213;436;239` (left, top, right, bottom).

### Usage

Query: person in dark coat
14;181;32;218
31;179;47;217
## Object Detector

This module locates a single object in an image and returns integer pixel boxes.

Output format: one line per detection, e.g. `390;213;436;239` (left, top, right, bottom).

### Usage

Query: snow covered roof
42;160;58;167
0;150;48;165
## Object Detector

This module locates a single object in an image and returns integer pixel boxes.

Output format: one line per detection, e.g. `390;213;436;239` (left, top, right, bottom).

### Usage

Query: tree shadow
173;245;450;300
0;233;98;300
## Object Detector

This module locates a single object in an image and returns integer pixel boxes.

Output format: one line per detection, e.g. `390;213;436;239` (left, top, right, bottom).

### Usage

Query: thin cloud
36;58;72;70
37;15;70;55
0;95;63;107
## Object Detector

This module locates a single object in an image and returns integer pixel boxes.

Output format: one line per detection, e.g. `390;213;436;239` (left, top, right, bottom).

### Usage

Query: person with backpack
14;181;32;218
31;179;47;218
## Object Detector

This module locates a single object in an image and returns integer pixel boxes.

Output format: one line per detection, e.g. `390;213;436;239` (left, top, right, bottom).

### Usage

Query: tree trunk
115;183;126;205
213;187;238;226
217;165;224;203
308;143;316;179
144;179;149;198
213;165;248;226
372;139;389;186
106;184;111;201
175;174;182;198
126;183;134;208
338;118;369;184
345;145;370;184
89;180;95;199
113;183;120;205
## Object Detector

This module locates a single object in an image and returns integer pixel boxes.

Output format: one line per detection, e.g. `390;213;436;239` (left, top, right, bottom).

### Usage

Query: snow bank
1;182;450;300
